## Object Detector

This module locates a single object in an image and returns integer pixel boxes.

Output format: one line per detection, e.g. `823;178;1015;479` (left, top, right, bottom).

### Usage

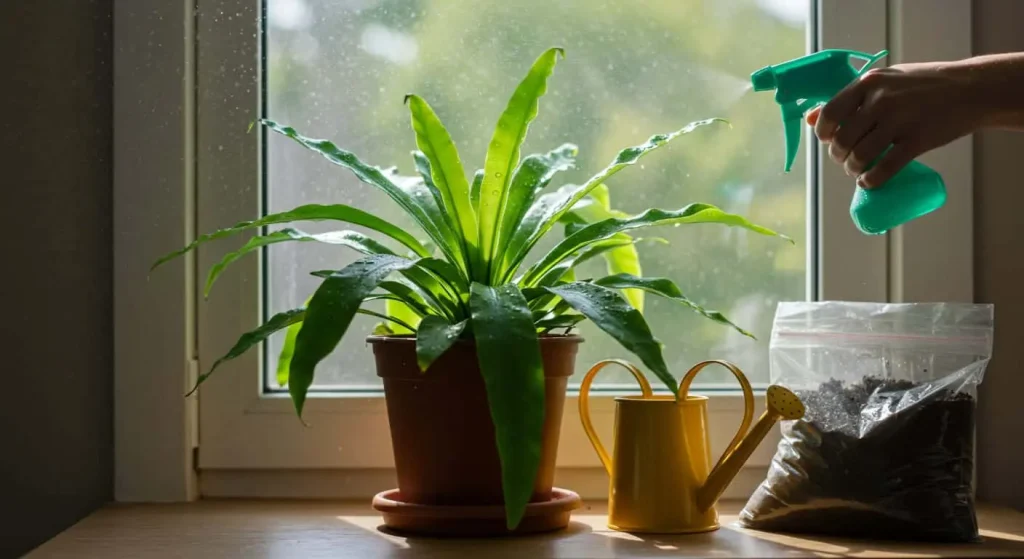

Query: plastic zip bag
739;301;994;542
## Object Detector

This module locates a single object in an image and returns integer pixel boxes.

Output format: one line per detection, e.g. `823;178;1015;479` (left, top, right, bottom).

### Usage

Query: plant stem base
372;488;582;537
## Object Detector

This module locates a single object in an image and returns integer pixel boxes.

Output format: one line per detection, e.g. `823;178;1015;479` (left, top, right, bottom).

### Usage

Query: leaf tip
403;94;415;106
553;47;566;59
293;400;309;425
505;506;526;531
151;249;186;273
184;373;207;398
291;386;308;421
772;230;795;244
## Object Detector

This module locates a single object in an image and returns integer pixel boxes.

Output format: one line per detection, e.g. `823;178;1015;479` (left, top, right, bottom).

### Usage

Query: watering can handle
579;359;653;475
677;360;756;474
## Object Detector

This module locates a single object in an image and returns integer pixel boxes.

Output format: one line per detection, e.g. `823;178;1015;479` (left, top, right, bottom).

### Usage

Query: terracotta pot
369;334;582;506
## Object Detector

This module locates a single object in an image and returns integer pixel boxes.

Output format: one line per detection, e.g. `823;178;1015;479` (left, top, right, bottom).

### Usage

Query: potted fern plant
154;47;788;535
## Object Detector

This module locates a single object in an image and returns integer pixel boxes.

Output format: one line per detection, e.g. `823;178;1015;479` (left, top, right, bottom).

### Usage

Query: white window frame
114;0;974;502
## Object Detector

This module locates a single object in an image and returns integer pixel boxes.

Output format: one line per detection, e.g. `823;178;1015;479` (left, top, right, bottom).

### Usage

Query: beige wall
974;0;1024;509
0;1;113;555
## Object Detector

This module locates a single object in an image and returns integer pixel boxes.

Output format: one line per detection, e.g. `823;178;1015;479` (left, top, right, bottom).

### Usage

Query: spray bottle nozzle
750;67;776;91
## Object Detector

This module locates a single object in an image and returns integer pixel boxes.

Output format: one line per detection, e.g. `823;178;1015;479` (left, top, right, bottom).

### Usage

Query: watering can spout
695;385;806;512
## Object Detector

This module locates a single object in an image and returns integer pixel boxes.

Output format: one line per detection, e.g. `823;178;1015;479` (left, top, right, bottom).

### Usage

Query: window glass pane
265;0;809;390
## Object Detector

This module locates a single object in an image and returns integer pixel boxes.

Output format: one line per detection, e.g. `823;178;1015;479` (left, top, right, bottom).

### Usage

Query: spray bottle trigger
850;49;890;77
781;103;806;173
782;116;801;173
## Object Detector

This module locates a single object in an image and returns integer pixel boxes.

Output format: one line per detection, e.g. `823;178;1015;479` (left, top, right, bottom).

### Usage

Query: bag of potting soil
740;301;994;542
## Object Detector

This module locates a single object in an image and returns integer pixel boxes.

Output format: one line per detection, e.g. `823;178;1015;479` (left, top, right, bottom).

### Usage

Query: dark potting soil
740;376;978;542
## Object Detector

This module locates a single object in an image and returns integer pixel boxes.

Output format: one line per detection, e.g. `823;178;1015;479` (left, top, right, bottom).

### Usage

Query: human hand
805;62;981;188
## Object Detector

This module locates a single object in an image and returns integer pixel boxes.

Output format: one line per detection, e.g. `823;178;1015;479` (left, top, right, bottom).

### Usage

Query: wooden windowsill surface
30;500;1024;558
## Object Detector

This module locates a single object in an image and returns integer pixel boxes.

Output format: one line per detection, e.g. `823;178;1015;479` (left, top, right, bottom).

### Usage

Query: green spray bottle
751;49;946;235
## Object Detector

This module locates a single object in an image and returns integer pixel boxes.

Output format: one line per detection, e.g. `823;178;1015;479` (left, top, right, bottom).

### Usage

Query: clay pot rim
367;333;585;346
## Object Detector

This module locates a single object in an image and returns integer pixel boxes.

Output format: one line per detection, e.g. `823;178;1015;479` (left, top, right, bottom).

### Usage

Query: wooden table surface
29;500;1024;558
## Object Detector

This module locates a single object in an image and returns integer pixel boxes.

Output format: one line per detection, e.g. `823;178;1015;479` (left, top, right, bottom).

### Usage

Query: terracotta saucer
372;488;582;537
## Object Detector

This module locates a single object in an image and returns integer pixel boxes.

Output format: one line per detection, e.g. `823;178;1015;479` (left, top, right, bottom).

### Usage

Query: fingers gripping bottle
751;49;946;235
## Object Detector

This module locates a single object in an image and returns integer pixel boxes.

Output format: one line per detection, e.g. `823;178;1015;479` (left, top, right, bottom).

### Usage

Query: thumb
805;106;821;127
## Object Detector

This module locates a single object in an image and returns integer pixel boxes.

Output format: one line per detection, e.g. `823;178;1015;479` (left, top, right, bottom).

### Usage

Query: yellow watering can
579;359;805;534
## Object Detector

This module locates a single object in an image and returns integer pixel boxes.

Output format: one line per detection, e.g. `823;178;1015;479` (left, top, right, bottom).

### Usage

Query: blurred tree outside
264;0;808;388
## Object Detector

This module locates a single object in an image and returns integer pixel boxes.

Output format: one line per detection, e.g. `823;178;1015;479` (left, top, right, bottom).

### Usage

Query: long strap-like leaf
205;228;395;297
417;258;470;300
498;183;578;283
398;267;463;321
535;313;585;332
470;169;484;213
544;281;676;394
562;185;645;310
478;48;564;281
469;283;545;530
290;255;421;417
491;144;577;282
276;318;304;388
501;119;726;280
277;301;429;388
597;242;644;311
356;308;417;333
383;300;421;335
529;236;637;290
261;120;460;271
193;307;306;395
412;151;473;270
415;316;468;372
362;292;416;306
413;151;451;227
594;273;754;339
312;268;457;321
378;280;435;318
547;119;727;226
574;235;656;268
276;295;314;388
523;204;790;286
152;203;427;271
405;95;479;277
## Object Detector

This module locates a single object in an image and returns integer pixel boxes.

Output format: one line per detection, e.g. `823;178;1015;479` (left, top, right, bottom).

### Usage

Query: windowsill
32;500;1024;558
